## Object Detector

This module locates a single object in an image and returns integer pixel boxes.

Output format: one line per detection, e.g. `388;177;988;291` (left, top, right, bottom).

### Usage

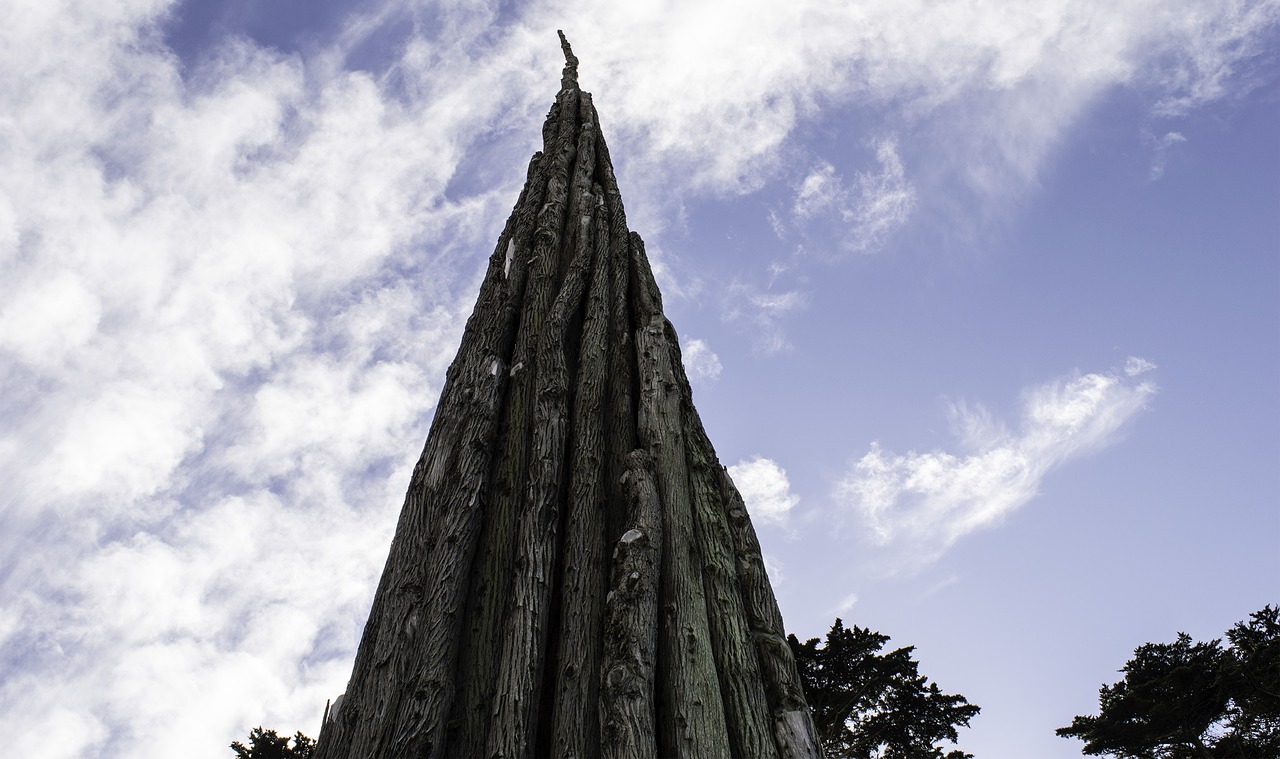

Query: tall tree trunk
313;32;822;759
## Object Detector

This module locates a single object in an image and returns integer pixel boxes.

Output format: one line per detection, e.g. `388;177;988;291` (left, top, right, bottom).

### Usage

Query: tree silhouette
1058;605;1280;758
230;727;315;759
789;618;979;758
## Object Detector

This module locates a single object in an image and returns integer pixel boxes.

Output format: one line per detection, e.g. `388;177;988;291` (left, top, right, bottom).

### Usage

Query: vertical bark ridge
315;144;545;758
633;240;731;757
595;126;638;548
673;331;779;759
449;44;583;755
487;162;596;758
315;32;821;759
716;465;823;758
549;191;611;758
558;93;598;285
599;449;662;758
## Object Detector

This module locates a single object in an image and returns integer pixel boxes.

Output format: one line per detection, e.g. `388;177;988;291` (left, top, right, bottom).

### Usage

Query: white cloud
10;706;106;759
682;336;723;383
729;455;801;525
790;139;916;255
0;270;102;368
1141;1;1280;118
849;140;917;250
836;362;1157;571
793;163;844;221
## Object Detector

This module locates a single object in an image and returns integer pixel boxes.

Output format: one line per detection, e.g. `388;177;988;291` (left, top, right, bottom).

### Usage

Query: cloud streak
836;360;1158;572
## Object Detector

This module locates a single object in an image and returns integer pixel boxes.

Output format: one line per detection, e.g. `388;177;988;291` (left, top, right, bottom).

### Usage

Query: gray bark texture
313;32;822;759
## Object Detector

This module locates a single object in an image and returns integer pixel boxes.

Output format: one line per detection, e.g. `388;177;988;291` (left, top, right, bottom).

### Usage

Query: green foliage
1057;605;1280;758
230;726;316;759
789;618;980;759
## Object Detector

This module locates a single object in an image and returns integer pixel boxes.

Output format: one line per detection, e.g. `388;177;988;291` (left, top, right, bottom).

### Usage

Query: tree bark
313;32;822;759
635;313;732;759
599;449;662;758
549;191;612;758
716;465;823;759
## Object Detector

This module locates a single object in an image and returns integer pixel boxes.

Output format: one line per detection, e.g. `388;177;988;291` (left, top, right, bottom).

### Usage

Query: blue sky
0;1;1276;757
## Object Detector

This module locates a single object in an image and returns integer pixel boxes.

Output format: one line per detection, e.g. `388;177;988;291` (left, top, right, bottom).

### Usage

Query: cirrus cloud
836;359;1158;572
790;139;916;256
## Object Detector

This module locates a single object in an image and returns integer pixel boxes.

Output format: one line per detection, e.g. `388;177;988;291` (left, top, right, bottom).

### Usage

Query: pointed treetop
557;30;578;82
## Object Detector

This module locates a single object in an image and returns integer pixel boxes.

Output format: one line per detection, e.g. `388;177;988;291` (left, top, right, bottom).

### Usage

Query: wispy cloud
542;0;1279;232
1147;131;1188;180
835;360;1158;572
1141;1;1280;118
729;455;801;525
791;139;916;255
763;554;786;588
1124;356;1159;376
722;281;807;354
545;0;1278;341
848;140;917;251
827;592;860;618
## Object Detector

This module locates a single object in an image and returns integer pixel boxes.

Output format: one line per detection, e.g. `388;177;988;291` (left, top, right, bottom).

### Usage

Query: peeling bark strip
314;32;821;759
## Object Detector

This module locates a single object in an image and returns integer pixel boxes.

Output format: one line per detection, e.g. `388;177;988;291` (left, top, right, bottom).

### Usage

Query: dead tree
313;32;821;759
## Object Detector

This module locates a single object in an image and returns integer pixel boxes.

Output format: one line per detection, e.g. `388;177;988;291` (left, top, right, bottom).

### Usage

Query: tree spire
558;29;578;74
312;35;821;759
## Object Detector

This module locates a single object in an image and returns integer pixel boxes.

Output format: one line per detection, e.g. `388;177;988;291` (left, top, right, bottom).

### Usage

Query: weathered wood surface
599;449;661;758
313;31;822;759
636;313;731;759
549;190;611;758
